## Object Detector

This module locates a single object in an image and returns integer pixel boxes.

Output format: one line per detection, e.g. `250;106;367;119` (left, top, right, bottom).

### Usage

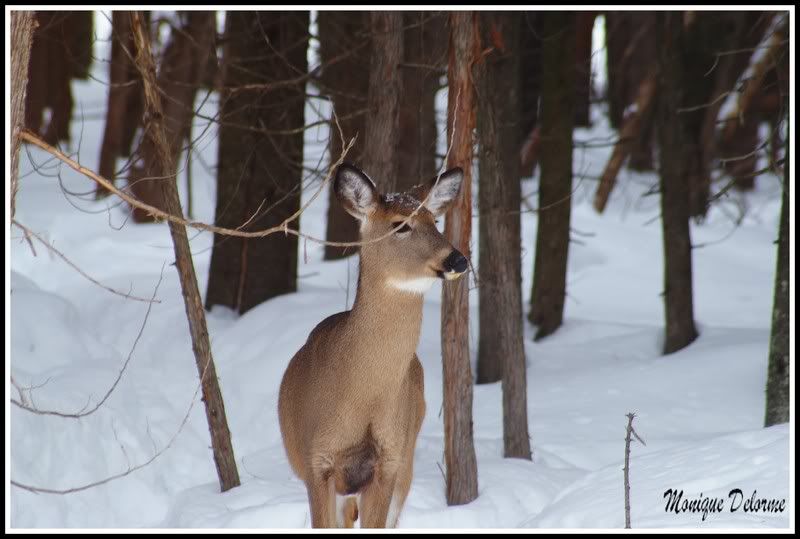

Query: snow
7;14;791;530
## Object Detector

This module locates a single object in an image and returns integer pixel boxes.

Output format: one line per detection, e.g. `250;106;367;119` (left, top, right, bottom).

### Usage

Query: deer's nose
441;249;468;280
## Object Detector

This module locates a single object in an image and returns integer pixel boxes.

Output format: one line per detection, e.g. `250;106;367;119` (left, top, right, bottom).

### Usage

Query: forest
8;9;791;530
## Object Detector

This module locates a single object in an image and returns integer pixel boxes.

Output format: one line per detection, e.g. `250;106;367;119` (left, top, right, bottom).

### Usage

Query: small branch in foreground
11;219;160;304
624;412;646;529
11;265;165;418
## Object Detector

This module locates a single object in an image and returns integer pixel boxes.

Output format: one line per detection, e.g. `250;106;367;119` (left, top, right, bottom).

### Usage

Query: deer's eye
392;222;412;234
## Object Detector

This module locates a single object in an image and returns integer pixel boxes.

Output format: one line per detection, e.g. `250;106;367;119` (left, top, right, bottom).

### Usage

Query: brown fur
278;166;464;528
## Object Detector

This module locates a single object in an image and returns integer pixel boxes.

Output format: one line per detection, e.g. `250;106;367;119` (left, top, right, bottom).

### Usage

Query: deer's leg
358;461;399;528
306;473;336;528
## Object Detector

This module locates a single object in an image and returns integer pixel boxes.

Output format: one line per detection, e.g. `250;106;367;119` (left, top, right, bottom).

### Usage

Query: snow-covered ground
8;14;792;530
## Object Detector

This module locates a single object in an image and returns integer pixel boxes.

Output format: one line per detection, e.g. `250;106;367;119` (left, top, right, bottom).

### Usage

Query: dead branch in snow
623;412;646;529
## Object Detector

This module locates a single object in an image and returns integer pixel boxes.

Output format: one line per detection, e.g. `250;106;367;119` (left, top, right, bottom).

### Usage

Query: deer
278;162;468;528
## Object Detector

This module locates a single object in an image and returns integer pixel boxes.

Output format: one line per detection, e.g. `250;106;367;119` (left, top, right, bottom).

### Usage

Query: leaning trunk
130;11;240;492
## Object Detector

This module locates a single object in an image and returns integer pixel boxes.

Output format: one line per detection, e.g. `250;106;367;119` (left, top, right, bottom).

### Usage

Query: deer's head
334;163;469;294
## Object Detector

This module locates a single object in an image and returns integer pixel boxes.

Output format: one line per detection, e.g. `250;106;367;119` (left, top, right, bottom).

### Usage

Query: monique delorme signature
663;488;786;521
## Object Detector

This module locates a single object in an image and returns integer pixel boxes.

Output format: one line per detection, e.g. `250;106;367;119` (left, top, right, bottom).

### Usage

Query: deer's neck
348;260;425;373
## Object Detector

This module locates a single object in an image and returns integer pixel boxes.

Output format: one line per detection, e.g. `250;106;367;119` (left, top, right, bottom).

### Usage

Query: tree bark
764;132;789;426
25;11;75;146
475;11;532;460
96;11;148;199
519;13;543;177
441;11;479;507
130;11;240;493
11;10;36;221
319;11;370;260
206;11;308;314
128;11;216;223
573;12;596;127
363;11;403;192
397;11;446;189
657;12;699;355
529;12;575;341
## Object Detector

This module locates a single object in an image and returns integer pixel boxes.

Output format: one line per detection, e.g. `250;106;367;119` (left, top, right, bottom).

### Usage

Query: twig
624;412;646;529
11;219;160;304
11;265;166;418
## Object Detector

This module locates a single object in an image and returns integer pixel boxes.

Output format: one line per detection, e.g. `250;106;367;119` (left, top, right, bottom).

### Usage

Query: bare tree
319;11;370;260
96;11;148;199
10;10;36;220
127;11;216;223
528;12;575;340
130;11;240;492
764;134;789;426
398;11;447;188
475;11;532;460
206;11;309;314
441;11;479;506
656;12;699;354
363;11;403;192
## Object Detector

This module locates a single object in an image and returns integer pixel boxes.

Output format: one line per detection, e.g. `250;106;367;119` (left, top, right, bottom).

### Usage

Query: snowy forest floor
8;18;791;530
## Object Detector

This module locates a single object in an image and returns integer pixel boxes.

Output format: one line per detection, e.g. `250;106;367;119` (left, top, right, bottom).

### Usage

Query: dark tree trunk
475;12;532;461
130;11;240;493
519;12;543;177
65;11;93;80
397;11;446;189
764;134;789;426
11;10;36;221
319;11;370;260
604;12;657;170
128;11;216;224
206;11;308;315
681;13;739;219
442;11;479;507
25;11;75;146
363;11;403;192
97;11;148;199
573;11;596;127
657;12;699;355
529;12;575;341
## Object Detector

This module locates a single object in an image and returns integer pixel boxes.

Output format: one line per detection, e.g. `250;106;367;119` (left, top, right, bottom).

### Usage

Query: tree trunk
206;11;308;314
681;13;739;219
128;11;216;223
96;11;149;199
25;11;75;146
573;11;596;127
130;11;240;493
475;11;532;460
604;12;657;170
363;11;403;192
657;12;699;355
519;13;543;177
764;133;789;426
319;11;370;260
11;10;36;221
397;11;446;189
529;12;575;341
441;11;479;507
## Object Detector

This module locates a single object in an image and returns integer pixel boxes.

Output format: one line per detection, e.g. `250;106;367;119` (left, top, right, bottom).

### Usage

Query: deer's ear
334;163;379;220
417;168;463;217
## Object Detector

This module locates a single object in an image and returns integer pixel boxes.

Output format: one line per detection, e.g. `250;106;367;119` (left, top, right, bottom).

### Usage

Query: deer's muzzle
439;249;468;280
